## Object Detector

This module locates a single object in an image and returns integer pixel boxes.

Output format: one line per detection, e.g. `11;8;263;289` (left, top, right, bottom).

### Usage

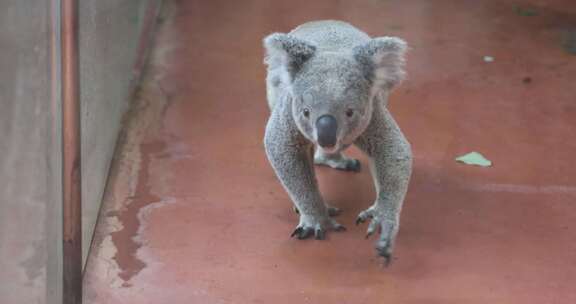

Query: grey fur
263;20;412;262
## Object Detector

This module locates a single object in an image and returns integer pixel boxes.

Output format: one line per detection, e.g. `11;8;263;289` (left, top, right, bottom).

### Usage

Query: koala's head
264;33;407;154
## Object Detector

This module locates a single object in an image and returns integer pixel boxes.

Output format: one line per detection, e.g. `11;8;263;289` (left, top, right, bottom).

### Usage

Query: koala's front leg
264;100;345;240
314;149;361;172
355;104;412;265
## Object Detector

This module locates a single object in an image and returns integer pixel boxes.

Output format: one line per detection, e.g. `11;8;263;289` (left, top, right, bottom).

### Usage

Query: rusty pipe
61;0;82;302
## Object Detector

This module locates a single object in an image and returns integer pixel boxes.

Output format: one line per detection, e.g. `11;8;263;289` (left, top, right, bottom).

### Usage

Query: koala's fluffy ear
354;37;408;91
263;33;316;81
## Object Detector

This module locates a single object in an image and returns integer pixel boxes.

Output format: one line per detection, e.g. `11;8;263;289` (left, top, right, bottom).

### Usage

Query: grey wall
0;0;156;303
79;0;153;265
0;1;62;303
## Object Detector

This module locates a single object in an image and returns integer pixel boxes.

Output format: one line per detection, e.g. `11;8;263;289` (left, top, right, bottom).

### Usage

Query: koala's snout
316;115;338;148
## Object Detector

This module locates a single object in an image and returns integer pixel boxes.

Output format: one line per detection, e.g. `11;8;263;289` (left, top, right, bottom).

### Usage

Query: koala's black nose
316;115;338;148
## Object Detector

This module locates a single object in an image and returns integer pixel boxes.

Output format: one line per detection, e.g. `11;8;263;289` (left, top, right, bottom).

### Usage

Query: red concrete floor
84;0;576;303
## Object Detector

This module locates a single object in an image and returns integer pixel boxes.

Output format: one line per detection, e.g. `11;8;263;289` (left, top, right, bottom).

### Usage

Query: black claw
379;251;392;267
314;229;326;240
382;254;392;267
376;242;393;267
291;227;302;237
365;231;374;239
356;217;365;225
298;227;314;239
292;206;300;214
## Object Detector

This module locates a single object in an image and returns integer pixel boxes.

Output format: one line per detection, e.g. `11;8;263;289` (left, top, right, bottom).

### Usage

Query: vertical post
61;0;82;302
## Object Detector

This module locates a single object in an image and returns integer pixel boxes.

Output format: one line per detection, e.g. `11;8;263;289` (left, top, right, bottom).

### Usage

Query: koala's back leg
314;148;361;172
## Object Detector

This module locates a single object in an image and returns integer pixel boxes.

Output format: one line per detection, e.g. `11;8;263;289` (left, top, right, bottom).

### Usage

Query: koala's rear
263;20;412;265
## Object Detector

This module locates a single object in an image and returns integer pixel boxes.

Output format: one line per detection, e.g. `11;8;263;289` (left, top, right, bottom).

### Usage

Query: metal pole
61;0;82;302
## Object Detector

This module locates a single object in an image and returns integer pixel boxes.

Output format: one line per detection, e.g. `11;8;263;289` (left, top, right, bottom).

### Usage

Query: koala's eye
303;108;310;118
345;109;354;118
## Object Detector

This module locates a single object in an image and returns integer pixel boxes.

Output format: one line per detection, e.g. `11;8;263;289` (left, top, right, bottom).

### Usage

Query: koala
262;20;412;264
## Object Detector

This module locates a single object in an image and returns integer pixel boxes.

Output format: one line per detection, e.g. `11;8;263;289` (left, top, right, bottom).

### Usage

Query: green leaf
455;152;492;167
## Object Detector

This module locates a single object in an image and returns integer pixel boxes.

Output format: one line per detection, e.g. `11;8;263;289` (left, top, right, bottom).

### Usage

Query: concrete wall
0;0;157;303
80;0;154;265
0;2;62;303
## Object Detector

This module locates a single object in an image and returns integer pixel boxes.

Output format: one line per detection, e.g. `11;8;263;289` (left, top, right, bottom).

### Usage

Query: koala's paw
335;158;361;172
291;214;346;240
293;204;341;216
356;207;399;266
314;154;361;172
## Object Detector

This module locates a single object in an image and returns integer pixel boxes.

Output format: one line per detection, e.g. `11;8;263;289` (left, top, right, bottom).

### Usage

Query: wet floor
84;0;576;303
